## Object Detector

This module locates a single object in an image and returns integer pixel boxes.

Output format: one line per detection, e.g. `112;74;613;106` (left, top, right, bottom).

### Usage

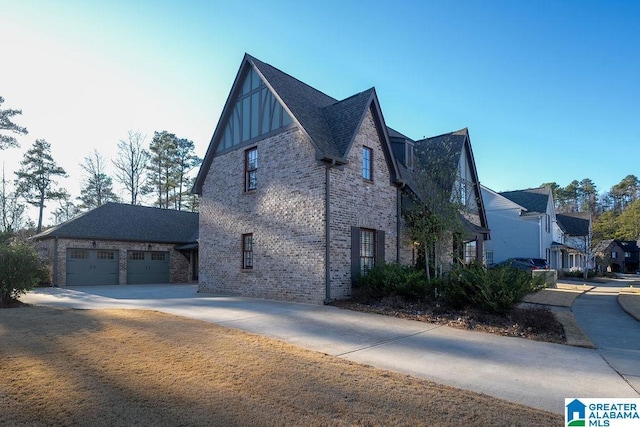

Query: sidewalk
521;282;596;348
20;285;639;415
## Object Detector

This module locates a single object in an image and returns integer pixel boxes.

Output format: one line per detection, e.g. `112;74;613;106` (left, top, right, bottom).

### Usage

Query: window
70;249;89;259
485;250;494;266
245;147;258;191
151;252;166;261
129;251;145;261
97;251;115;260
217;68;293;153
612;251;617;259
546;214;551;233
242;233;253;269
463;241;476;264
405;143;414;170
362;147;372;181
360;229;375;273
625;252;631;258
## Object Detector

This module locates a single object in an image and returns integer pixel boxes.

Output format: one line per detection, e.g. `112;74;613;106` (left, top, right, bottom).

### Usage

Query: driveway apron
572;279;640;393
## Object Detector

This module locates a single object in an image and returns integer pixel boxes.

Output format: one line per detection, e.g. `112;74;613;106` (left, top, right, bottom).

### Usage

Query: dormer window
406;142;414;170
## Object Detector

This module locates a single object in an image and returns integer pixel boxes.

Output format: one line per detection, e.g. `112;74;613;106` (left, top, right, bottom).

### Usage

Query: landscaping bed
332;298;566;344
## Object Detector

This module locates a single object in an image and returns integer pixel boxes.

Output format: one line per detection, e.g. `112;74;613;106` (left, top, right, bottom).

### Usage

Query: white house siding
34;238;191;286
328;109;399;300
198;127;328;303
481;187;546;264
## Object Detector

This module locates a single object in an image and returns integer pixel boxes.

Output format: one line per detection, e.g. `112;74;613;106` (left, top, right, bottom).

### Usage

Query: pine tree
14;139;67;233
0;96;28;149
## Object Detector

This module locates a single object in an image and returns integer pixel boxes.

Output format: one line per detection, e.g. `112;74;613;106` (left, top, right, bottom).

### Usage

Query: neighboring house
193;54;489;304
393;128;489;266
481;186;558;267
32;202;199;286
556;212;592;272
593;239;639;273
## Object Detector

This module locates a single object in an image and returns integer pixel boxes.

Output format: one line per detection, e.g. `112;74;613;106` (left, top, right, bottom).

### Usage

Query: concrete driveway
572;277;640;394
22;284;640;415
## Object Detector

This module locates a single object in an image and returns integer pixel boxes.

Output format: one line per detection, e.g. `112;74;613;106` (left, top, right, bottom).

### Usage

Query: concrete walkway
21;285;640;415
572;277;640;395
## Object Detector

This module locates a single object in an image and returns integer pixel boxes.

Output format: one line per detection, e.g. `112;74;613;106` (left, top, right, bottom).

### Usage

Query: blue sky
1;0;638;223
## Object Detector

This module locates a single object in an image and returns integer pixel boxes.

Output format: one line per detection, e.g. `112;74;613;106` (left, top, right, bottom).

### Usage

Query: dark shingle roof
194;54;400;193
248;55;340;158
556;212;590;236
33;203;198;244
416;129;467;191
500;187;551;214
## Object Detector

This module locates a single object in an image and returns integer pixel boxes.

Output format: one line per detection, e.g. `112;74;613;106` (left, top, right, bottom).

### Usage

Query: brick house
32;202;199;286
594;239;639;273
193;54;488;304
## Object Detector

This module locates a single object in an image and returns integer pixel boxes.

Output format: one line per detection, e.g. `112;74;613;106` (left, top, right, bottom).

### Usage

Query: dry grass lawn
0;306;562;426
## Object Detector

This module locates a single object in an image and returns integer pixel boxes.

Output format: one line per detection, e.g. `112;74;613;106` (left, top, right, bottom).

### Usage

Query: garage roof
32;203;198;244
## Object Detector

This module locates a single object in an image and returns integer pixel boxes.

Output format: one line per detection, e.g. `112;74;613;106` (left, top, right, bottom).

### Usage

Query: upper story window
245;147;258;191
217;68;293;154
362;147;372;181
546;214;551;233
405;142;414;170
625;252;631;258
612;251;617;259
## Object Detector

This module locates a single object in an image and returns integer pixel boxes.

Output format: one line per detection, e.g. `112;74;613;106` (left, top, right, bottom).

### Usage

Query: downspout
324;160;335;304
396;184;405;264
53;237;59;287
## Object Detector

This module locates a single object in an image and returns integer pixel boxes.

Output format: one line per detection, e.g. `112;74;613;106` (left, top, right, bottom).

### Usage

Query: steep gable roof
194;54;400;194
33;203;198;244
500;187;551;215
556;212;591;236
404;128;489;237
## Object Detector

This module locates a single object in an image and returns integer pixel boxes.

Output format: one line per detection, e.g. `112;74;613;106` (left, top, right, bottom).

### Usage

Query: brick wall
328;109;399;300
199;128;327;303
199;109;402;304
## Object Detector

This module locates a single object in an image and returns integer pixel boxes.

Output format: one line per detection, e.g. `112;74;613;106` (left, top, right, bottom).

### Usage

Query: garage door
66;249;119;285
127;251;170;284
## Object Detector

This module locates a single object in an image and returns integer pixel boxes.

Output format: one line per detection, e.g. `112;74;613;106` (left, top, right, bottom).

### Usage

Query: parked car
493;257;549;271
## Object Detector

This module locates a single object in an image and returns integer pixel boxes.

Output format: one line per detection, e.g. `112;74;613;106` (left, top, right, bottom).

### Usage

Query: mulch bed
331;298;566;344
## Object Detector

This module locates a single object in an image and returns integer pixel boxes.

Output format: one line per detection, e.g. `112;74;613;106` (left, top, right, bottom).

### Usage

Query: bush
354;263;432;301
441;262;545;315
561;270;596;279
0;243;49;304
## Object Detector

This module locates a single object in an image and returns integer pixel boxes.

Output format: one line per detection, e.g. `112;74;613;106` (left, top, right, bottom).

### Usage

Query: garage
127;251;170;284
66;249;119;285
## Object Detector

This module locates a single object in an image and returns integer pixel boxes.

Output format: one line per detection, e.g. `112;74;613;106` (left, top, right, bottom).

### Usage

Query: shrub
0;243;48;304
441;263;545;315
354;263;432;301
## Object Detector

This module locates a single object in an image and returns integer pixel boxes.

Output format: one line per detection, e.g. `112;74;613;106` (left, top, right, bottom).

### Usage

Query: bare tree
113;131;149;205
0;96;28;150
1;165;27;232
78;150;119;210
